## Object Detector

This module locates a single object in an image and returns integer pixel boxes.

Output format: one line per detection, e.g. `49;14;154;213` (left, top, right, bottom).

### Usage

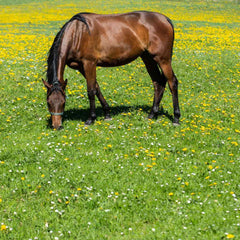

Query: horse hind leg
95;81;111;120
159;60;181;125
141;54;167;119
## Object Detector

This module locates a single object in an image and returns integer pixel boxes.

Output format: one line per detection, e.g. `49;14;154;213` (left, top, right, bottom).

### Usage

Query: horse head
42;79;67;130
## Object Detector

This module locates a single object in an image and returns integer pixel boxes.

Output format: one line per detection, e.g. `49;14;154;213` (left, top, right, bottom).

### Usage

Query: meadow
0;0;240;239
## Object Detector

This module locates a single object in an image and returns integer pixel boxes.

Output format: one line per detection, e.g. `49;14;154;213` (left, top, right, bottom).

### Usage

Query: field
0;0;240;239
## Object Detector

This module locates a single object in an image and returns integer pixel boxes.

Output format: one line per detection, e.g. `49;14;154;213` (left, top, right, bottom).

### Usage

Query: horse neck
47;13;90;84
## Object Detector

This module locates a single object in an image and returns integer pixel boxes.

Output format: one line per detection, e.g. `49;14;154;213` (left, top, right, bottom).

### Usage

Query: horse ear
62;79;68;90
42;79;51;89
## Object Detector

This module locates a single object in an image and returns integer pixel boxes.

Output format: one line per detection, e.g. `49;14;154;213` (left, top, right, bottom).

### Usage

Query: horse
42;11;181;130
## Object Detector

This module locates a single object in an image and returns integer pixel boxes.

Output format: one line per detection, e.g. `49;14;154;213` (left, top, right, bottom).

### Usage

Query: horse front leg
84;61;97;125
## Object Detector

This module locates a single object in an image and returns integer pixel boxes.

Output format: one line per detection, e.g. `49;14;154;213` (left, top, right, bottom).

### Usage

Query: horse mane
47;13;90;84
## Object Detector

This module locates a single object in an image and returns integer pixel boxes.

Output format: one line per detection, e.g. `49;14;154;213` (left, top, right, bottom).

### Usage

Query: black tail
166;16;174;31
47;13;90;84
165;16;175;57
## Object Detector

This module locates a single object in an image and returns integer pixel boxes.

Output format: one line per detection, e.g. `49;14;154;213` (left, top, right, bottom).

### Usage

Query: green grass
0;0;240;239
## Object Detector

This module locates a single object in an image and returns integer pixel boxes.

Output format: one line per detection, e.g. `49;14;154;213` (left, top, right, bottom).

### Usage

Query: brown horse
43;11;180;129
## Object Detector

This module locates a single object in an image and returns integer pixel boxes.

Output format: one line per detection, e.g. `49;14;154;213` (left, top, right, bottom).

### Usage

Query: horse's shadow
47;105;173;128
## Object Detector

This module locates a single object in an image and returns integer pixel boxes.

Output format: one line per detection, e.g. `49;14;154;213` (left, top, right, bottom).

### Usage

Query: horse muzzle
51;112;64;130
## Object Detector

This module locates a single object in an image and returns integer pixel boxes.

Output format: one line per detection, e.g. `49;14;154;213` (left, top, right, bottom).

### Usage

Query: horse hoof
105;116;112;121
173;122;180;126
148;113;157;119
85;119;94;125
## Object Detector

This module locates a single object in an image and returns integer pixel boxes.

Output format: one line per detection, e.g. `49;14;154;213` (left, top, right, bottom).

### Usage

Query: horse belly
96;26;147;67
97;49;141;67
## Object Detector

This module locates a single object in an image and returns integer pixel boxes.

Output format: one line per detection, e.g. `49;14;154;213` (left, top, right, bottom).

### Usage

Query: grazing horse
42;11;180;129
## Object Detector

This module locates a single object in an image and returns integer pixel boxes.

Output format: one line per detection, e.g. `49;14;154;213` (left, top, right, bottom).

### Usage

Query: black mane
47;13;90;84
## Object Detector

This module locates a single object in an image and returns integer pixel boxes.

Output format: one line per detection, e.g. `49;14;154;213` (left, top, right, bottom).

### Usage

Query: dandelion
1;224;7;231
226;234;235;239
169;192;174;196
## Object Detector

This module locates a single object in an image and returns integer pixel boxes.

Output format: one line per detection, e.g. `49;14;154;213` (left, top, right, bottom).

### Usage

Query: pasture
0;0;239;239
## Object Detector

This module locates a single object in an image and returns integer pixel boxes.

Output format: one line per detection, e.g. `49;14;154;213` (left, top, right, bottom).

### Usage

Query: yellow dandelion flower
146;165;153;168
227;234;235;239
231;142;238;146
1;225;7;231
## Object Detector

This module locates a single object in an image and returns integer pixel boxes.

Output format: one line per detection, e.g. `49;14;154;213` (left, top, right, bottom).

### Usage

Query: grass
0;0;240;239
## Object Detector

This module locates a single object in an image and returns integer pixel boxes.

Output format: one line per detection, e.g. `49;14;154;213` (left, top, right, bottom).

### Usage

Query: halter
50;112;64;116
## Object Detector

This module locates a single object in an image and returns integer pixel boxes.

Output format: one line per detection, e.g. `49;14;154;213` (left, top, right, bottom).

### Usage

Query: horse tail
47;13;90;84
166;16;174;31
165;16;175;58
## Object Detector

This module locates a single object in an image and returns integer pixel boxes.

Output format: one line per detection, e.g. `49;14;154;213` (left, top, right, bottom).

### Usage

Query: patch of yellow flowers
0;1;239;64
